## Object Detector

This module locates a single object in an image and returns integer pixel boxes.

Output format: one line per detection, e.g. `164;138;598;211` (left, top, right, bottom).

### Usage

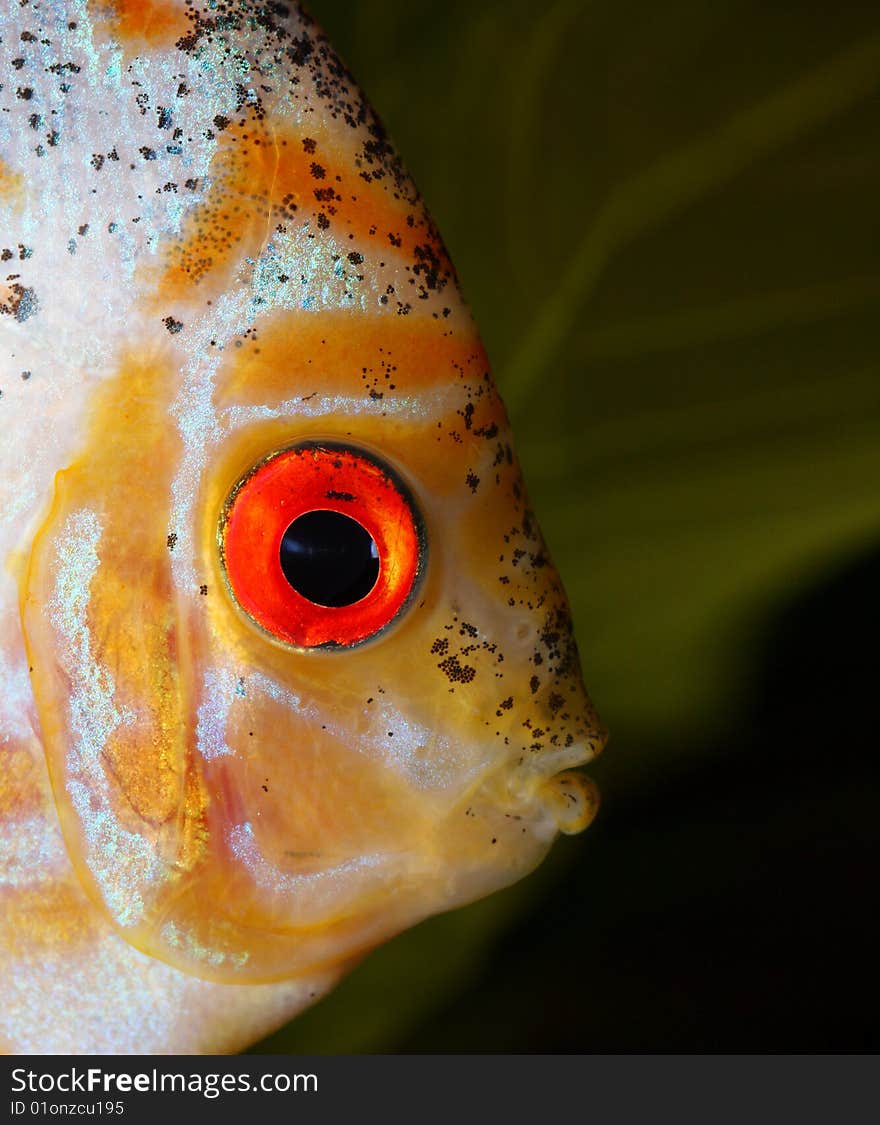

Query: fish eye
219;441;425;649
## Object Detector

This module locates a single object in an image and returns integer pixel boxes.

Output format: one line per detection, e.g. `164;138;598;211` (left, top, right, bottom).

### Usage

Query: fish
0;0;606;1054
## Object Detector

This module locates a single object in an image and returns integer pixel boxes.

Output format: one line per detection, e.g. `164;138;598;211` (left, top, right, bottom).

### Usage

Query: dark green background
253;0;880;1051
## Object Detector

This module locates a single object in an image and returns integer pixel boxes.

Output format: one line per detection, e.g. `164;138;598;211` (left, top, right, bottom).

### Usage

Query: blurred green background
252;0;880;1051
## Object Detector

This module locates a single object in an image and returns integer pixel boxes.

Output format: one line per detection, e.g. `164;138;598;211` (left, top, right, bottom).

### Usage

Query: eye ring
218;440;426;650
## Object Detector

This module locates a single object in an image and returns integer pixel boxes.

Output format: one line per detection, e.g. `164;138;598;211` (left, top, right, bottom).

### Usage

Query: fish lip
515;720;608;785
499;723;606;831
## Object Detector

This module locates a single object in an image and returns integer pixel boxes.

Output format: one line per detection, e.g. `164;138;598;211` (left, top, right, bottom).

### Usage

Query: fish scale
0;0;605;1053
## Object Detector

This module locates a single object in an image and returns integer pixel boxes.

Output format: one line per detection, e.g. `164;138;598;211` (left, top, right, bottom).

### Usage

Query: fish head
9;0;606;985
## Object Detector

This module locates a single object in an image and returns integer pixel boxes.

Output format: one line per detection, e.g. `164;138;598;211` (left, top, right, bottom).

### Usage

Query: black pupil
279;510;380;608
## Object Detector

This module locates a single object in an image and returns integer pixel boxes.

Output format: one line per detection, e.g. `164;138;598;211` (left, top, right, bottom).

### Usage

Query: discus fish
0;0;606;1054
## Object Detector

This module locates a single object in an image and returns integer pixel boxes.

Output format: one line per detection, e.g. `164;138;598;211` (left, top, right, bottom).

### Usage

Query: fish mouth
505;731;606;837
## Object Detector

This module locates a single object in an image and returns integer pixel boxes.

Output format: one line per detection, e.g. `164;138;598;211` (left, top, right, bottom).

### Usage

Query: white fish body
0;0;604;1053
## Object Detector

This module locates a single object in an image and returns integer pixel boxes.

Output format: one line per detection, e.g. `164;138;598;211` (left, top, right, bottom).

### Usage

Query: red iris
220;442;425;649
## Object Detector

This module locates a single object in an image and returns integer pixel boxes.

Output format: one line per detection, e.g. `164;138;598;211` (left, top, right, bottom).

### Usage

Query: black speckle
438;655;477;684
